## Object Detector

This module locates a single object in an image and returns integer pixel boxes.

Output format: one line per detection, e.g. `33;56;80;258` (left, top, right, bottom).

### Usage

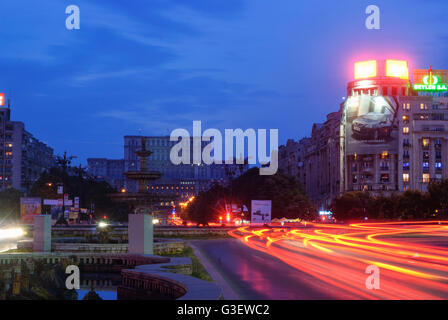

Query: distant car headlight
98;222;108;228
0;227;24;240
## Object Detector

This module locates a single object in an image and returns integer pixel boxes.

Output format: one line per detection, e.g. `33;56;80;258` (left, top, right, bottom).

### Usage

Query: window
435;162;442;170
380;174;389;183
403;127;409;134
381;151;389;159
423;151;429;159
436;150;442;159
423;162;429;172
402;115;409;123
403;138;410;147
422;173;430;183
403;150;410;158
422;138;430;148
403;173;410;182
420;103;428;110
403;162;410;171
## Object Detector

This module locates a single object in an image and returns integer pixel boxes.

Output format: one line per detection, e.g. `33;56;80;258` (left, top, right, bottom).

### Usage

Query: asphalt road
191;238;335;299
192;222;448;300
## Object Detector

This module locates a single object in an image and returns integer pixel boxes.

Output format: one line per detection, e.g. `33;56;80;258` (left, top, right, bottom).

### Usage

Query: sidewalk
189;242;239;300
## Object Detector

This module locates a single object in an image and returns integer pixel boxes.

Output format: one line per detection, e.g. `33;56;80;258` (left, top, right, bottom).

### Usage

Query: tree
184;167;317;223
30;167;130;222
331;192;372;221
427;179;448;219
0;188;23;222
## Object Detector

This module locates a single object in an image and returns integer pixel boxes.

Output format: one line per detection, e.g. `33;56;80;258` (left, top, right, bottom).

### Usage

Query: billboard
386;60;409;79
20;197;42;223
251;200;272;224
413;68;448;92
344;94;399;155
0;93;4;106
354;60;377;79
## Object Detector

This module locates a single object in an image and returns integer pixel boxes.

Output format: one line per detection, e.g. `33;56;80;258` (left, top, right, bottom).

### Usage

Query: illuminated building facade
279;112;340;209
0;102;55;192
87;158;125;190
341;60;448;195
280;59;448;208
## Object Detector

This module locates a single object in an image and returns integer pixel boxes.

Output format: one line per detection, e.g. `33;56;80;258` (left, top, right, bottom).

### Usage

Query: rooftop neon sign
413;68;448;91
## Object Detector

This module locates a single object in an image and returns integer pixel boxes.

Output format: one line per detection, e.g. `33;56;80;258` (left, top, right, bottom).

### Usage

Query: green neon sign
413;84;448;91
414;75;447;91
414;73;448;91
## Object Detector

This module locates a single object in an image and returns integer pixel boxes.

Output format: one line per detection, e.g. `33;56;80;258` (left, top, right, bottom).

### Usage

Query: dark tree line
0;166;130;222
331;179;448;221
183;167;317;224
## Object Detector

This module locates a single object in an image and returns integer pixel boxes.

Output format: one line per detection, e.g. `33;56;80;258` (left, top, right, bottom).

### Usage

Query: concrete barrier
17;239;186;255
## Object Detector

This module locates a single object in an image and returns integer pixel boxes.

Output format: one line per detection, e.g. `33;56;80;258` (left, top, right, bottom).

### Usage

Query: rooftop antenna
7;98;11;109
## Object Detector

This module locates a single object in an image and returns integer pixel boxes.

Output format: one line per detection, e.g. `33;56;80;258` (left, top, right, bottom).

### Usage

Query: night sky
0;0;447;165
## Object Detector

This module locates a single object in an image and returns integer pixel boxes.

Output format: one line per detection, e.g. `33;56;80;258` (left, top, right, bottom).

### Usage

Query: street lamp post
56;151;77;225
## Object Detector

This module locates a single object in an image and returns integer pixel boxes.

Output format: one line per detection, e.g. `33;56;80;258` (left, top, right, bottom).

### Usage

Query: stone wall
0;253;221;300
17;239;186;255
118;258;222;300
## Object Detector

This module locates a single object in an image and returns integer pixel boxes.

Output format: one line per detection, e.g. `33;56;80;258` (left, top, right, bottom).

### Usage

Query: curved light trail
228;221;448;299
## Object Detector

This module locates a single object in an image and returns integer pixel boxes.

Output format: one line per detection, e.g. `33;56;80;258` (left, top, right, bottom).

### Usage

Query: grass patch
155;233;230;240
162;245;213;282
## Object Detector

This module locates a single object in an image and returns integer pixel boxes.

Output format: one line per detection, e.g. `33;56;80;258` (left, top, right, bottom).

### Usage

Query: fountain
110;137;173;214
110;137;175;254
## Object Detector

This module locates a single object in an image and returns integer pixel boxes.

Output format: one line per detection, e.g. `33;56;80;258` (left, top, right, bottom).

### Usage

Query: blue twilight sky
0;0;448;165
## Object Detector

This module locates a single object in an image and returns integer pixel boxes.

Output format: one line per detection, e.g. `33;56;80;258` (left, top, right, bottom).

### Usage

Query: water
77;289;117;300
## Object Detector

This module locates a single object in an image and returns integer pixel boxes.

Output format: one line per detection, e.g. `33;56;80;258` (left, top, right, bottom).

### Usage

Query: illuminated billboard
0;93;4;106
386;60;409;79
354;60;377;79
251;200;271;224
344;95;399;155
20;197;42;224
413;68;448;92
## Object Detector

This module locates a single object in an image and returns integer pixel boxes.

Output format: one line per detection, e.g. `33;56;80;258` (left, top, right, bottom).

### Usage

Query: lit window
435;162;442;169
420;103;427;110
403;173;410;182
403;127;409;134
422;174;430;183
381;151;389;159
422;138;430;147
402;115;409;122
